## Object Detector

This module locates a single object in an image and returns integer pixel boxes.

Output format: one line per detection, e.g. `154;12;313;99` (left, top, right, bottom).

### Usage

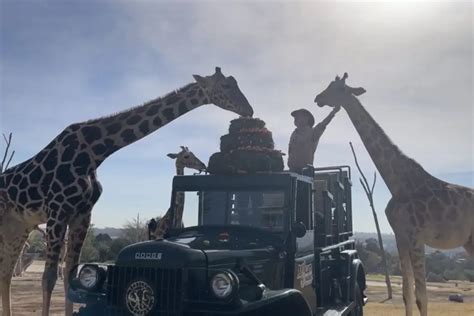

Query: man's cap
291;108;315;127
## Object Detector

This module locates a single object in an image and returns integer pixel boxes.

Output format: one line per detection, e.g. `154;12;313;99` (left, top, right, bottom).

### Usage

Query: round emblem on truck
125;280;155;316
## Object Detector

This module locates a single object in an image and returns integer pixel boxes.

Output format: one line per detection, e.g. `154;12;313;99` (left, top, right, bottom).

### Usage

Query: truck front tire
350;283;364;316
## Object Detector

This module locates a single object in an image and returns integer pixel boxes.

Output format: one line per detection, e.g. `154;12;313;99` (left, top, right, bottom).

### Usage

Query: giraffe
0;67;253;316
148;146;206;240
314;73;474;316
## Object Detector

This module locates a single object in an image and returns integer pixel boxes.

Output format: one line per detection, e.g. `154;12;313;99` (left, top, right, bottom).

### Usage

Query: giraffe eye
184;155;190;159
221;84;231;89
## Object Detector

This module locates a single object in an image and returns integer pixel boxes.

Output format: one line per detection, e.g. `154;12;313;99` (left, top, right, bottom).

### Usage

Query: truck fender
244;288;312;316
350;259;366;302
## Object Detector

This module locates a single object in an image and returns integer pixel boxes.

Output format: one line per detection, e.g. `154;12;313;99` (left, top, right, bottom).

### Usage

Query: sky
1;0;472;234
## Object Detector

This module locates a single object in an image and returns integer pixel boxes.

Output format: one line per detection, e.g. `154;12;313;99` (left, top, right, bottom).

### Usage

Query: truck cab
68;166;366;316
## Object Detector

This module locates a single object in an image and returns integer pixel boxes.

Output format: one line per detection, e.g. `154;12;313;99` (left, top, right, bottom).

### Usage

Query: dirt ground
1;261;473;315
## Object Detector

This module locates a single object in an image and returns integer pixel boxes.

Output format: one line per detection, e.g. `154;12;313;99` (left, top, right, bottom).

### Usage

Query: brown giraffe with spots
148;146;206;240
0;67;253;316
314;73;473;316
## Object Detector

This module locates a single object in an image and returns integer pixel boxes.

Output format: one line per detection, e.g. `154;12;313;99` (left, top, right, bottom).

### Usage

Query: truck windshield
179;190;286;232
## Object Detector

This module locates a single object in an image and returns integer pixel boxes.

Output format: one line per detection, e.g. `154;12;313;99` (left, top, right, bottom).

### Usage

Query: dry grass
1;262;473;315
365;274;474;315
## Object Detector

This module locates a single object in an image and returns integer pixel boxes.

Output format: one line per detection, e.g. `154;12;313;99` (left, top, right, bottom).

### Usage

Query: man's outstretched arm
313;106;341;136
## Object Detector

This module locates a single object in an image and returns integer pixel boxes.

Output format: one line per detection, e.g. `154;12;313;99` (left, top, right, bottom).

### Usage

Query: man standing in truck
287;106;340;173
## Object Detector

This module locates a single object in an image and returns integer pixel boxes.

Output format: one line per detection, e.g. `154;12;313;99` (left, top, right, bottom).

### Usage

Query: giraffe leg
42;218;68;316
410;241;427;316
1;233;30;316
63;212;91;316
0;213;32;316
395;236;415;316
386;200;415;316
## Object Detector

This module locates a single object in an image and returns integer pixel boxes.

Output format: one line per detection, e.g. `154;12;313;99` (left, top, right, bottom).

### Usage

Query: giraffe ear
350;87;366;96
193;75;207;87
167;153;178;159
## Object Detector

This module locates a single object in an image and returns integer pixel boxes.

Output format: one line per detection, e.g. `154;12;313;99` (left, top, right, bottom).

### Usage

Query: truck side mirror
292;222;306;238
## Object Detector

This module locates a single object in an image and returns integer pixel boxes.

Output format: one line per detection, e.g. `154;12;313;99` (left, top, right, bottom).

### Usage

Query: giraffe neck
73;82;208;168
174;166;185;226
343;98;434;198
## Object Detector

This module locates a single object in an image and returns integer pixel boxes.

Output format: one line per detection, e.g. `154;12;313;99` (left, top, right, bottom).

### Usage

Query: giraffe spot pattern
186;89;197;97
67;195;83;206
56;165;75;186
81;126;102;144
44;149;59;171
8;186;18;199
153;116;162;126
121;129;138;143
92;143;107;156
118;112;132;121
73;153;91;173
139;120;150;135
126;115;142;125
146;103;162;116
28;187;42;200
165;95;180;105
29;166;43;183
62;146;76;162
19;191;28;205
178;101;188;116
162;108;175;121
34;150;48;164
106;123;121;135
64;186;78;196
12;174;22;185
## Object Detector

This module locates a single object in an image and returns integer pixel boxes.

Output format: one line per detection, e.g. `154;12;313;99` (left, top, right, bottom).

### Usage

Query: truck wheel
350;283;364;316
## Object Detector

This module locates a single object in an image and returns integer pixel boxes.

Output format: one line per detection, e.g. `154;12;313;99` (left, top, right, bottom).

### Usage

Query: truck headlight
211;271;237;299
79;265;99;289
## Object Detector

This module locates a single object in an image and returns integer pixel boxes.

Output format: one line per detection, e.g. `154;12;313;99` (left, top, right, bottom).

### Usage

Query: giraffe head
167;146;207;172
193;67;254;117
314;73;366;108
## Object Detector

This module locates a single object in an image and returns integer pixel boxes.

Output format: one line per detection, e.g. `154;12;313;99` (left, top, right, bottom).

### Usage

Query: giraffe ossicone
315;73;473;316
0;67;252;316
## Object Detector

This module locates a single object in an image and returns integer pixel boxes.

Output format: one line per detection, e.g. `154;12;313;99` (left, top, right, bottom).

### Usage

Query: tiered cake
207;117;284;174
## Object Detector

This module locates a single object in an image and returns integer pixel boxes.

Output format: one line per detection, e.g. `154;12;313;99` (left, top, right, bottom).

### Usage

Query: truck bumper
70;288;312;316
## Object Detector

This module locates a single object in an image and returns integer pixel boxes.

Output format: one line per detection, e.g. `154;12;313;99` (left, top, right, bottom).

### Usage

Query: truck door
294;180;317;312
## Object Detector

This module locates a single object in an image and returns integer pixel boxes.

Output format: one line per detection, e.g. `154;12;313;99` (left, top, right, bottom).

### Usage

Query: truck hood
116;226;284;273
116;239;206;269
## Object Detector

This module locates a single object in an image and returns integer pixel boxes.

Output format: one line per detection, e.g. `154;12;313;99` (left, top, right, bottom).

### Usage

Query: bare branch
371;171;377;193
1;132;15;173
5;150;15;171
349;142;372;192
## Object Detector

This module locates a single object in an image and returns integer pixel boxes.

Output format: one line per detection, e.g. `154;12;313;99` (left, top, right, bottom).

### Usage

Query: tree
80;225;99;262
122;213;148;243
350;142;393;300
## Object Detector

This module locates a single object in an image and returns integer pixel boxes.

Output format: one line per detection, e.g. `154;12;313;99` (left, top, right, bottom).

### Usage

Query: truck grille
106;265;185;316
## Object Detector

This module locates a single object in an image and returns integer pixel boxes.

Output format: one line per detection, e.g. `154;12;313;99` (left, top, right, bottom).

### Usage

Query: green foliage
76;215;152;263
80;225;99;263
27;230;46;255
356;240;473;282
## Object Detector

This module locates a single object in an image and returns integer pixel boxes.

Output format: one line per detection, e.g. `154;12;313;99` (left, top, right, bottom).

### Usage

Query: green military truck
68;166;367;315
